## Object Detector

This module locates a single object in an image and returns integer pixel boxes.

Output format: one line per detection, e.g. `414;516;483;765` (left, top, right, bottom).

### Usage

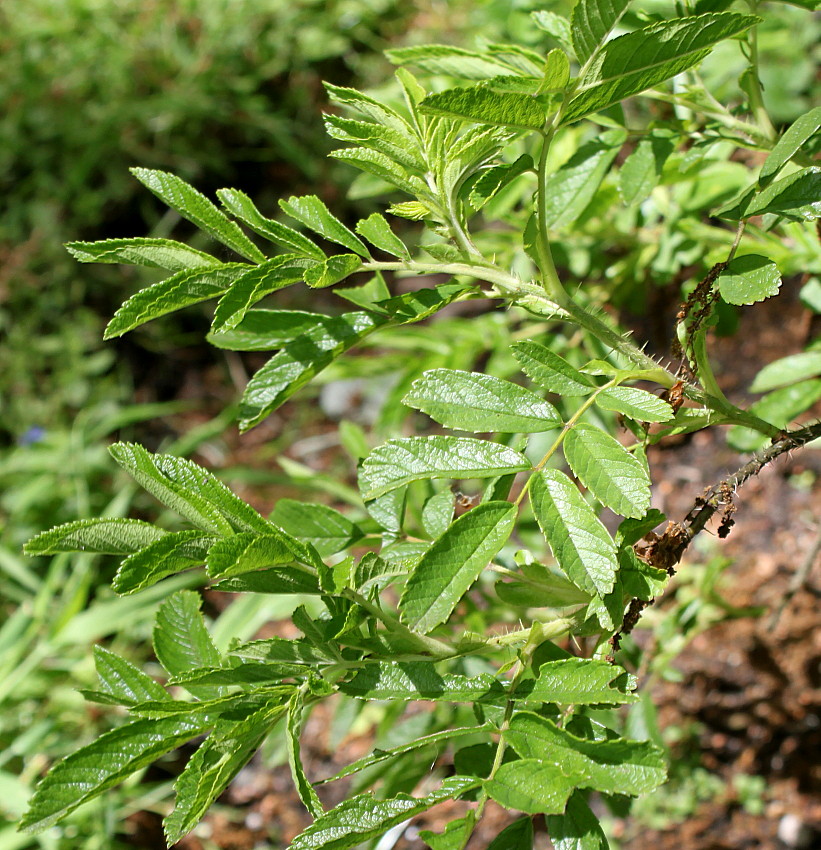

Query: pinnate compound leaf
216;188;324;259
279;195;370;257
130;168;266;262
485;760;581;815
355;213;411;260
340;661;507;703
404;369;562;433
546;791;608;850
19;715;211;833
520;658;637;705
211;256;313;332
420;87;548;130
759;107;821;187
91;646;170;706
530;468;618;602
595;386;674;422
153;591;222;699
563;14;759;125
718;254;782;305
619;131;675;205
563;423;651;518
104;264;251;338
324;82;416;134
400;501;516;633
65;238;219;270
113;530;214;595
386;44;522;80
304;254;362;288
212;566;321;596
541;130;626;229
109;442;271;535
532;12;574;53
505;711;666;796
270;500;363;556
24;518;166;556
289;777;479;850
359;436;530;501
743;167;821;221
571;0;632;64
512;341;595;396
749;351;821;393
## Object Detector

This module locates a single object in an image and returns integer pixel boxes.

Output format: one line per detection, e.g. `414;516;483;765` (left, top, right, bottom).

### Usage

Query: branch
612;419;821;649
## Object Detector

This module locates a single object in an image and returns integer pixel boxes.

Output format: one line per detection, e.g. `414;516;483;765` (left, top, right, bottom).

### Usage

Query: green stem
535;129;569;302
744;7;777;143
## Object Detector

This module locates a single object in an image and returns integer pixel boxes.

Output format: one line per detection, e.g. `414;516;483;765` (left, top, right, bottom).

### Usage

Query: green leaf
164;701;285;845
355;213;411;260
19;715;211;833
216;188;325;259
718;254;782;305
287;693;323;817
211;566;321;596
130;168;266;262
279;195;370;257
239;312;382;430
325;115;427;172
341;662;506;702
387;44;522;80
743;167;821;221
331;148;430;197
532;12;574;54
169;662;308;687
487;817;535;850
65;237;219;270
521;658;637;705
104;264;251;338
324;82;417;134
541;130;626;229
512;341;595;396
91;646;170;706
231;637;337;665
469;154;533;209
420;815;476;850
542;49;571;92
353;552;409;593
546;791;608;850
210;256;313;332
596;387;674;421
404;369;562;433
571;0;632;64
485;760;581;815
109;442;270;535
400;501;516;633
749;351;821;393
205;532;313;581
421;490;456;540
563;14;759;124
153;590;222;700
419;86;548;131
759;107;821;187
359;436;530;501
206;309;327;351
530;468;618;607
113;530;214;595
728;380;821;451
270;500;363;556
505;711;667;795
304;254;363;289
563;423;651;518
619;131;676;205
24;518;166;556
319;726;489;784
289;777;479;850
